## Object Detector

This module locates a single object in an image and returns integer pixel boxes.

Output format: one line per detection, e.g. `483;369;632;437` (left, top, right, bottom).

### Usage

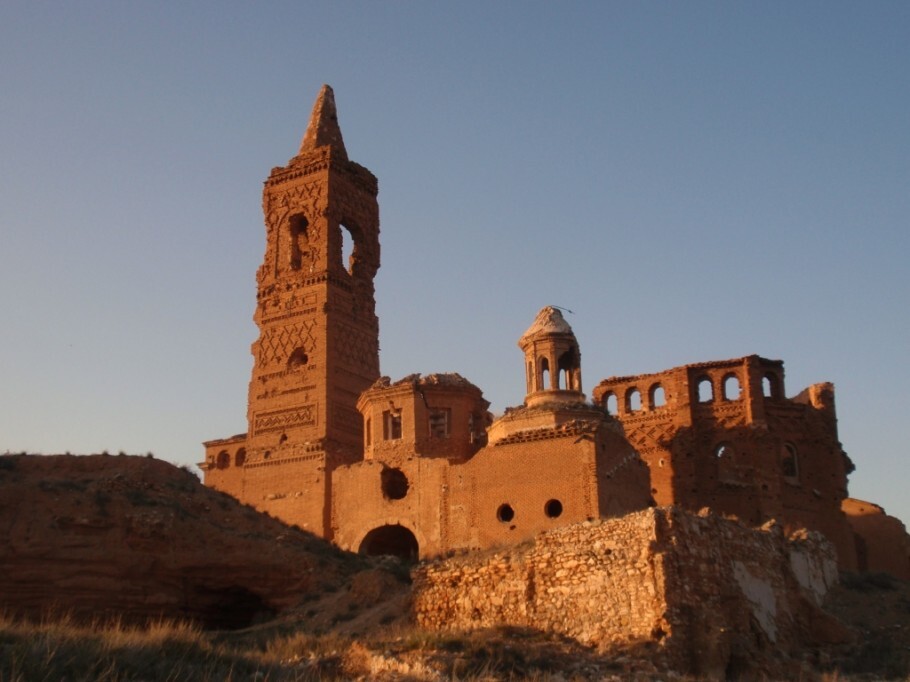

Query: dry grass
0;613;289;681
0;613;638;681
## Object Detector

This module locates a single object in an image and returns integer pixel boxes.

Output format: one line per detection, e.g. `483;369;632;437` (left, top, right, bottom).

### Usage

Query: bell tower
249;84;380;460
203;85;380;535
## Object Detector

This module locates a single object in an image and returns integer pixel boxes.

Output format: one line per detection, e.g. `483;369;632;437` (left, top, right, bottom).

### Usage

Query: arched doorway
358;524;419;560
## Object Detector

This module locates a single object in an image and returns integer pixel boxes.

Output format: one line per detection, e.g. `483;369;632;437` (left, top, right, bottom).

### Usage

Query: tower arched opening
557;347;579;391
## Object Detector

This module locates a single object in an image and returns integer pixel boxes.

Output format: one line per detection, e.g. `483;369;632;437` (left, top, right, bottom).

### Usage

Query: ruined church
202;85;908;577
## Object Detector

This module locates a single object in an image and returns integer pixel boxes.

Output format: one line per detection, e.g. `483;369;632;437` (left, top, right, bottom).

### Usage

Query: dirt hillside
0;453;385;628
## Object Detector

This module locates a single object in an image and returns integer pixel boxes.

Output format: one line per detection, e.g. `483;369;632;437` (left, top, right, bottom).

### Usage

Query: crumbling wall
413;507;838;677
591;356;857;570
843;497;910;579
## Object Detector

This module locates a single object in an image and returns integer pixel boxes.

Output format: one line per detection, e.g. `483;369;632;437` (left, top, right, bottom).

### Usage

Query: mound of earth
0;453;392;629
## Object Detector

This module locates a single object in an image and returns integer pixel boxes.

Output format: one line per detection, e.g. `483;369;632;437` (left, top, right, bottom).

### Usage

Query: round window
381;467;409;500
496;504;515;523
544;499;563;518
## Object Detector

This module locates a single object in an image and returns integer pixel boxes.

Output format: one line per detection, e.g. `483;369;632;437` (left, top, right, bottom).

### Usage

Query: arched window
625;387;642;412
715;442;734;459
763;372;782;399
649;384;666;409
782;442;799;480
289;214;308;270
603;392;618;415
234;448;246;467
216;450;230;469
539;357;550;391
557;347;579;391
697;376;713;403
722;374;741;400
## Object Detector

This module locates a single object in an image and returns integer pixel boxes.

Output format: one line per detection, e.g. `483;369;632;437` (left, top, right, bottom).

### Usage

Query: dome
519;306;575;349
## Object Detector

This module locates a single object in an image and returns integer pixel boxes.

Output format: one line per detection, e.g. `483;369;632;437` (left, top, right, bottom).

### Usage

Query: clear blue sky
1;3;908;526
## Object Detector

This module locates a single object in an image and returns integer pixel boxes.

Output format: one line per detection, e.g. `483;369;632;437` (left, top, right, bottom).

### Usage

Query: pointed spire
298;84;347;158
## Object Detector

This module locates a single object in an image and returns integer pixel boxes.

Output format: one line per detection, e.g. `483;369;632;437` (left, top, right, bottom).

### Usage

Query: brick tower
202;85;380;536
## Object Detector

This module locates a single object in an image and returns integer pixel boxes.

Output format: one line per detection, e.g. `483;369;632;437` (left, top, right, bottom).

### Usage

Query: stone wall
413;507;839;678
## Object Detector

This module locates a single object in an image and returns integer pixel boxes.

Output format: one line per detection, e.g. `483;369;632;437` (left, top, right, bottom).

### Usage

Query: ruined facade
592;358;858;568
201;85;907;576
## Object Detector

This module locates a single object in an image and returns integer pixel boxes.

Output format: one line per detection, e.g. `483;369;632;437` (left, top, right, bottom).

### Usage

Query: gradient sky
1;3;908;526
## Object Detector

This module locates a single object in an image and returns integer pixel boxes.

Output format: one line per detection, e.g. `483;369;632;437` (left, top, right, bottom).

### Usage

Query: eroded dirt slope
0;453;377;628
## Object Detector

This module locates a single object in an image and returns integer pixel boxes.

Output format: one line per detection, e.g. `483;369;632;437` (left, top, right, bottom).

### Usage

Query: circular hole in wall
544;499;563;518
381;467;409;500
287;348;308;369
497;504;515;523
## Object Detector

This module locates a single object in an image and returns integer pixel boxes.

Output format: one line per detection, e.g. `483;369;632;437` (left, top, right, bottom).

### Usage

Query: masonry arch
539;357;550;391
763;371;783;399
722;374;741;400
602;392;618;415
649;383;666;409
625;387;642;412
358;524;419;560
696;376;714;403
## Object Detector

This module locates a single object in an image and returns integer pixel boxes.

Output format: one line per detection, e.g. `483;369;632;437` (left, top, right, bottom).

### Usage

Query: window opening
723;374;741;400
539;357;550;391
782;442;799;480
234;448;246;467
383;410;402;440
381;467;409;500
697;377;713;403
650;384;666;409
365;418;371;447
557;347;579;391
544;499;563;518
497;504;515;523
603;393;618;415
216;451;230;469
287;347;308;369
626;388;642;412
715;443;734;459
428;408;450;438
763;372;781;399
341;223;355;274
289;215;308;271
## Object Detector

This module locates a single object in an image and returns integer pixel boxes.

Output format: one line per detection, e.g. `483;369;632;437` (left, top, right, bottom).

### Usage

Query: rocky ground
0;453;907;680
